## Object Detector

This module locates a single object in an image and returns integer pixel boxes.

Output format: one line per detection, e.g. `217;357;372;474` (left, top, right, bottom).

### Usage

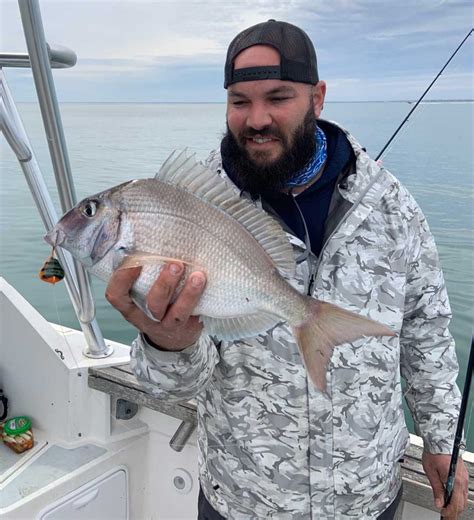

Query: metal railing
0;0;112;358
0;44;77;69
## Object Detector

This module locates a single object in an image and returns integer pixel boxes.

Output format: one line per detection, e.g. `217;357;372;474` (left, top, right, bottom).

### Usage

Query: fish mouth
44;227;66;248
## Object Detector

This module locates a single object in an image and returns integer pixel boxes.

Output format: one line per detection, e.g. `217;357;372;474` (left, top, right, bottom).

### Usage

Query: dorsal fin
155;150;295;277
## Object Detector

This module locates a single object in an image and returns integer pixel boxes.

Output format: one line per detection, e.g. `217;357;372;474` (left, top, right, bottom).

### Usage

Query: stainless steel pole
0;71;111;357
0;44;77;69
16;0;112;357
17;1;96;319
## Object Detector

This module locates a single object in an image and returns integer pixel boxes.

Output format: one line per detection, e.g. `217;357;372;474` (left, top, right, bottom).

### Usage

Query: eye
270;96;290;103
81;200;98;218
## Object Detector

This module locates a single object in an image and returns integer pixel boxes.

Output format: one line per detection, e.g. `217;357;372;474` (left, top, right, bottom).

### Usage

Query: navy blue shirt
262;121;354;256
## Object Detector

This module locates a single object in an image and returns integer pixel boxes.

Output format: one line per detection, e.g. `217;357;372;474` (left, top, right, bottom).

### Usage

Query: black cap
224;19;318;88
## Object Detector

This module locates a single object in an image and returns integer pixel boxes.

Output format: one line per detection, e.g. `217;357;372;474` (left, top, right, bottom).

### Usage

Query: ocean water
1;101;473;449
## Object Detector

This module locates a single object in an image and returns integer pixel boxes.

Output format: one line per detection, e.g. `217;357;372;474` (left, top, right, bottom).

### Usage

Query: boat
1;2;473;518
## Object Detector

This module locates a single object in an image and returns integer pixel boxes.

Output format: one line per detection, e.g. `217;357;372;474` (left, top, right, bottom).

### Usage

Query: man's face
227;80;314;164
222;104;317;195
224;45;326;193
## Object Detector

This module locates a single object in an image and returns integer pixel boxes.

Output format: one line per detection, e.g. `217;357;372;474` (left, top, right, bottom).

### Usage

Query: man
106;20;469;519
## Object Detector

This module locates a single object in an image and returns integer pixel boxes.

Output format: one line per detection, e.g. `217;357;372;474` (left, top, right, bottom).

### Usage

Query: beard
221;105;317;197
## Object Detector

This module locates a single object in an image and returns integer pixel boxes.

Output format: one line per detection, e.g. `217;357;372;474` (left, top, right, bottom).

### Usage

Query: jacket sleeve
399;198;461;454
130;333;220;402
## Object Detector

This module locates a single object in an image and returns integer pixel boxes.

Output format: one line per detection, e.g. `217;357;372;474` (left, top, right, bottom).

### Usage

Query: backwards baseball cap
224;19;319;88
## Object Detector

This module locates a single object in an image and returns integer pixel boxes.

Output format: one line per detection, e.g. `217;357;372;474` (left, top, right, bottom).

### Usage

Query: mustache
240;126;285;140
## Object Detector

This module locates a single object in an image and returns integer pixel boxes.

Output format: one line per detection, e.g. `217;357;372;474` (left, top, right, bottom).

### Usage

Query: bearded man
106;20;468;520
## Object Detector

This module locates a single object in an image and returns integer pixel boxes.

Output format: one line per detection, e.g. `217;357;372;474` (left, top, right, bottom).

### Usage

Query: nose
246;103;272;131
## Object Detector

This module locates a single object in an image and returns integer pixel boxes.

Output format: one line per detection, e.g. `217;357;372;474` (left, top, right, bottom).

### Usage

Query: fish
45;150;395;391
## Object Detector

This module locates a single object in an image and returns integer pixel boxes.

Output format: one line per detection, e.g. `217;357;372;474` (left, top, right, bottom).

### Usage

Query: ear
312;81;326;118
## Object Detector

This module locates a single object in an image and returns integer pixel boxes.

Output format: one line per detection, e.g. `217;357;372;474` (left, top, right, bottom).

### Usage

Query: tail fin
292;300;395;392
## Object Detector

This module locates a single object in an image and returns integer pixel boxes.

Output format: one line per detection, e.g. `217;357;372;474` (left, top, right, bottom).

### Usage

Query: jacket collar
324;120;385;204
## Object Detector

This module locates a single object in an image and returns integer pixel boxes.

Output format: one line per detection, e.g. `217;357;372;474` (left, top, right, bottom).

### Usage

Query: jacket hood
328;120;385;204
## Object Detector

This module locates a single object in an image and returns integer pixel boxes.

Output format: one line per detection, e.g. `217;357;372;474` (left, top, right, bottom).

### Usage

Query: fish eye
81;200;98;218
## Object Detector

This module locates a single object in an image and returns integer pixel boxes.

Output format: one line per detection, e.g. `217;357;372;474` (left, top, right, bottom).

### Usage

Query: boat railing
0;0;112;358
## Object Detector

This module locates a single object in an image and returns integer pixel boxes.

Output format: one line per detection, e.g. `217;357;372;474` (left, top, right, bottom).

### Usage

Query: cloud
327;71;473;101
1;0;472;101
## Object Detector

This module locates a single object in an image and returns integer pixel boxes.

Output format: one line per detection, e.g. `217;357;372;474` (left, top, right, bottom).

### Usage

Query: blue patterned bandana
286;126;327;188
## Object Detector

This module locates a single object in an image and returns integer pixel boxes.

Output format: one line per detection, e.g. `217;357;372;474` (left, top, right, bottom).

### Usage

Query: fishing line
376;28;473;162
50;282;82;368
38;246;81;366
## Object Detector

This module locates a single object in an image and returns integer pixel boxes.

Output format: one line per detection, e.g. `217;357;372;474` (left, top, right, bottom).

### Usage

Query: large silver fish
45;150;394;390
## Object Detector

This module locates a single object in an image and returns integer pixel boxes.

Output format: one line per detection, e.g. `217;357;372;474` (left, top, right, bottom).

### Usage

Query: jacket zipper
291;184;360;297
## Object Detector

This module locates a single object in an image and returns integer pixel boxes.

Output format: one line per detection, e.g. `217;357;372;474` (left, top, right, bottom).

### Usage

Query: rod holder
169;421;196;452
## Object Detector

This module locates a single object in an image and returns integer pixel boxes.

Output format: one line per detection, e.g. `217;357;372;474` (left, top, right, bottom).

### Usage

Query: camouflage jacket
130;122;461;519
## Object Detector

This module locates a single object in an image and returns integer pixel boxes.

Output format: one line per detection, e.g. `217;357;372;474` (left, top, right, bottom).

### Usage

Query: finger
106;266;162;331
119;302;159;332
442;500;463;520
146;263;185;320
442;484;466;519
460;464;469;510
105;266;142;313
426;471;445;509
105;267;157;330
445;464;469;515
161;271;206;327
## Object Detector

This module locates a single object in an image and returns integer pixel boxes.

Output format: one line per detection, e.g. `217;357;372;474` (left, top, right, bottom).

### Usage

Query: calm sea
1;102;473;448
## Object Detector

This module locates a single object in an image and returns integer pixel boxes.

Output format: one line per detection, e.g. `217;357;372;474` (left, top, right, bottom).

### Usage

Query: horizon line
16;99;474;104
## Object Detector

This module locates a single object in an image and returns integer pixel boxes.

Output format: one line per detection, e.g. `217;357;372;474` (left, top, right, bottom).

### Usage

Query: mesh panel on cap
224;20;318;87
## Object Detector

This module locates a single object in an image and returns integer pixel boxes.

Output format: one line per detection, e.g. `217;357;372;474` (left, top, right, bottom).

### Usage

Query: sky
1;0;472;102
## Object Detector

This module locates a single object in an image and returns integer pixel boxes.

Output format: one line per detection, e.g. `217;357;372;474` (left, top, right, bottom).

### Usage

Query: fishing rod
376;28;473;161
440;335;474;519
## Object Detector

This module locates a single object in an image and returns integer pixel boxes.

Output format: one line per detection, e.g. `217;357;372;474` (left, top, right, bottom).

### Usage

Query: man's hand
106;262;206;351
422;451;469;519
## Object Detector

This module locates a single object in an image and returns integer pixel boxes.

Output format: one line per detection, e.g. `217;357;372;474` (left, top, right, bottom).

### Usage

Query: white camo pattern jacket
130;122;461;519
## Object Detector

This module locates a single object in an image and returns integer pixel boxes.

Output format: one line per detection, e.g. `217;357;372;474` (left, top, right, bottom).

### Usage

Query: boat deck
89;363;474;518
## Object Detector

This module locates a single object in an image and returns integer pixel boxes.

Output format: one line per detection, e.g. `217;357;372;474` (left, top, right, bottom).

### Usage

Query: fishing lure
39;248;64;284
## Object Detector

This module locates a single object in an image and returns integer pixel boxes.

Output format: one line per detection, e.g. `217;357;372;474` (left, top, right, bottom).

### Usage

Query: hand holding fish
106;262;206;351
